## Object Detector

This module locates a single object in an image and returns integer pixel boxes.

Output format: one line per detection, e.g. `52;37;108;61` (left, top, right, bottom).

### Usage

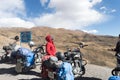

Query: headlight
74;54;80;58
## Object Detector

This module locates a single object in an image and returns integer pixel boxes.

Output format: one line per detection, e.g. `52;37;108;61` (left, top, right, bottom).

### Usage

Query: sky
0;0;119;36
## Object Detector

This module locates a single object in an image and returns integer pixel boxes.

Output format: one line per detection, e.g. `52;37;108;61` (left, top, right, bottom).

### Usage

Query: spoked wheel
79;66;85;76
34;47;45;65
72;62;79;76
34;53;42;65
34;51;45;65
72;61;86;77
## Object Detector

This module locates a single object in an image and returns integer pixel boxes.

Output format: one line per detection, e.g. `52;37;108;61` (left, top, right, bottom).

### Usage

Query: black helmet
56;52;65;61
14;36;19;40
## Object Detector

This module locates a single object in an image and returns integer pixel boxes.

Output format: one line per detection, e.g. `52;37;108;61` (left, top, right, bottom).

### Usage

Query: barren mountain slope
0;27;118;68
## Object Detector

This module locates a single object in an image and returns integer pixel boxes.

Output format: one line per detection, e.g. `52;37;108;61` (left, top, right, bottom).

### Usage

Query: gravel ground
0;63;41;80
0;49;113;80
0;62;112;80
83;64;112;80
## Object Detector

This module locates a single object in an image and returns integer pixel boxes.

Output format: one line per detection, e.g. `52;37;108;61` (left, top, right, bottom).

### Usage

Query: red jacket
45;35;56;56
41;35;56;78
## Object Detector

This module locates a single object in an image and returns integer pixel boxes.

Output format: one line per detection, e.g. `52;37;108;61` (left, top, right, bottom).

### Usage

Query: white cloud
0;0;35;28
82;29;98;34
111;9;116;13
100;6;116;14
89;0;102;6
0;18;35;28
0;0;25;18
0;0;106;29
33;0;104;29
100;6;107;10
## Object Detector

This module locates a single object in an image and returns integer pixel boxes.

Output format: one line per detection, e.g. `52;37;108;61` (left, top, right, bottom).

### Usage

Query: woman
42;34;56;61
41;34;57;79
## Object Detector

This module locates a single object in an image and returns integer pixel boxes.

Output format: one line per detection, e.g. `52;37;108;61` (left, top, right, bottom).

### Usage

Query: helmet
49;56;58;62
3;46;12;50
28;41;35;47
56;52;65;61
48;56;58;68
108;76;120;80
14;36;19;40
14;45;21;51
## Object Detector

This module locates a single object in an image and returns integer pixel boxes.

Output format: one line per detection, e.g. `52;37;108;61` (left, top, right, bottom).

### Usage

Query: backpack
18;48;35;67
108;76;120;80
57;62;74;80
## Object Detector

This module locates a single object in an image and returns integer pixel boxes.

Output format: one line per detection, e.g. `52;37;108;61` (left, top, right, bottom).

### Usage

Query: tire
34;47;44;64
34;53;42;65
22;67;30;73
72;61;80;75
72;60;86;77
111;68;120;76
112;68;117;76
79;66;85;76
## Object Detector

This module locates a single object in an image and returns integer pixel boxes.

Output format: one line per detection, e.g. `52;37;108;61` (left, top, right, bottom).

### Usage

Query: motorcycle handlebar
37;44;45;47
82;44;88;47
70;42;88;48
78;44;88;48
107;48;115;51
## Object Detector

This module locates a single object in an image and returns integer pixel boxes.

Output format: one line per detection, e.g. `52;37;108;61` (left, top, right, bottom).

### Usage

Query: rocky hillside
0;27;118;68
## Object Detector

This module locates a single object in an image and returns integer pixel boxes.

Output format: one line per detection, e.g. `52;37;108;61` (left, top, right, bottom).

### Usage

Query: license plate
48;71;54;79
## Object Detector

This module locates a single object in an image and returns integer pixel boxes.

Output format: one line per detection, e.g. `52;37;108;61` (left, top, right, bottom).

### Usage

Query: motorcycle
43;60;74;80
15;48;36;73
15;54;36;73
111;53;120;76
15;41;45;73
64;42;87;77
0;43;16;63
107;49;120;76
41;56;59;80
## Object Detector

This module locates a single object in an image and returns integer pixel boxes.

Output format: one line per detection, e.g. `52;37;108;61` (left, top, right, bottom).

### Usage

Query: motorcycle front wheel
72;61;86;77
79;66;85;76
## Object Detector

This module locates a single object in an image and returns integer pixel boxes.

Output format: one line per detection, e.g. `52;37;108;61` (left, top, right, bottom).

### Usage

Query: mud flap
15;59;23;73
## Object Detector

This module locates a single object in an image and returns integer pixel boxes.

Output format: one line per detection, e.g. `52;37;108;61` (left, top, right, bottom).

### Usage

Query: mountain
0;27;117;68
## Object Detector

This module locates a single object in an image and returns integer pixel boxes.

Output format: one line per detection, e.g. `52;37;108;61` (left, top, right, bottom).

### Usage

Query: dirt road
0;62;112;80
